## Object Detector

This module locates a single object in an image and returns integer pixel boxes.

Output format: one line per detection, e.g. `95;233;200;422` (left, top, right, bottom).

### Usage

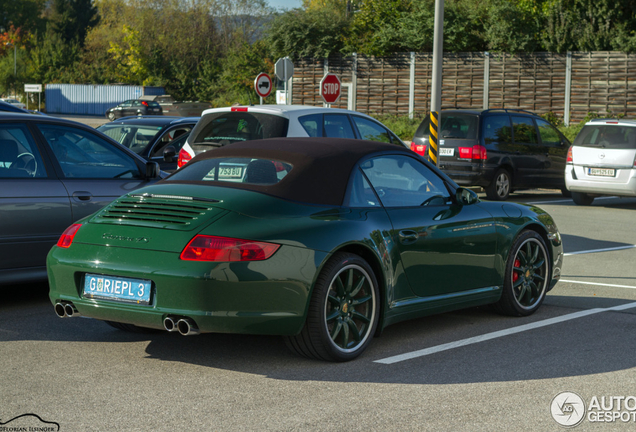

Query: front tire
285;252;380;362
492;230;549;317
572;192;594;205
107;112;116;121
486;169;511;201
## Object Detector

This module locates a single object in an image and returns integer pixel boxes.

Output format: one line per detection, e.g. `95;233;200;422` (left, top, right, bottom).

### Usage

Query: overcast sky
268;0;303;10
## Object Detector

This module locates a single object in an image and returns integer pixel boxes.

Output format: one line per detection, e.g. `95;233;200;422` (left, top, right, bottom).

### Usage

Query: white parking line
560;279;636;290
374;301;636;365
564;245;636;256
528;196;617;205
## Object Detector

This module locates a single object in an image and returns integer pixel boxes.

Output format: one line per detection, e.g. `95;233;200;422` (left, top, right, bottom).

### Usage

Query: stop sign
320;73;341;104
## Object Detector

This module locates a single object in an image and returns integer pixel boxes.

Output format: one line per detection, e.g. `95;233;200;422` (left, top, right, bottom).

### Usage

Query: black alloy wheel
285;252;380;362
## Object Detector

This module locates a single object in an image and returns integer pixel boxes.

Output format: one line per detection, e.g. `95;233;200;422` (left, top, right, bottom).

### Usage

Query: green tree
268;8;350;59
0;0;46;35
484;0;540;53
49;0;100;47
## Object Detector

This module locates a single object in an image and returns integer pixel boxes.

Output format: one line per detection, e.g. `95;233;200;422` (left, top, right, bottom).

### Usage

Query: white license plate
219;166;243;178
439;148;455;156
588;168;615;177
83;274;152;305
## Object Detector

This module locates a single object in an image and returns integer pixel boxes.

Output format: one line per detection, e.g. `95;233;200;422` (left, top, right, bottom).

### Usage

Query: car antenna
246;90;254;106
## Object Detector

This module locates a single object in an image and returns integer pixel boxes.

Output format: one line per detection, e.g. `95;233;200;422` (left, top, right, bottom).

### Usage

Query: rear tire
486;169;511;201
572;192;594;205
105;321;159;333
561;188;572;198
284;252;380;362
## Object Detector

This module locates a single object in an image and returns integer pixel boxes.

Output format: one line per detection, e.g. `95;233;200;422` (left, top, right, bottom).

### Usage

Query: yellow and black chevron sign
428;111;439;165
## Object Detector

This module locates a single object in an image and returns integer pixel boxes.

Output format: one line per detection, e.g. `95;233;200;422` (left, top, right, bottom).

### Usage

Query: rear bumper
440;161;496;188
47;243;322;336
565;164;636;196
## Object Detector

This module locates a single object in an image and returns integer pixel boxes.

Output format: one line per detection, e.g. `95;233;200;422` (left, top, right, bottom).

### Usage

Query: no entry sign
254;73;272;98
320;73;341;104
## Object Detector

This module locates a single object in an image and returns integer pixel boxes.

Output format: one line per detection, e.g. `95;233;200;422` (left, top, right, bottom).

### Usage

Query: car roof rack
482;108;535;115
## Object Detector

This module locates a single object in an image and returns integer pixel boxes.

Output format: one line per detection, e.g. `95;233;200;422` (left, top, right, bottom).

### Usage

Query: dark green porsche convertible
48;138;563;361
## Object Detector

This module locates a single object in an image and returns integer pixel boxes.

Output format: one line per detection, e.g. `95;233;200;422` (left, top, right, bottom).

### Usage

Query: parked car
0;112;163;285
0;100;29;113
97;116;198;172
410;109;571;200
565;119;636;205
47;137;563;361
105;100;163;121
139;94;212;117
0;98;26;109
177;105;406;168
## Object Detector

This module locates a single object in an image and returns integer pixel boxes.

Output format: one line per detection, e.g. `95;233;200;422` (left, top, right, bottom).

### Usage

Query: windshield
573;125;636;149
167;157;292;185
189;112;289;148
98;124;163;154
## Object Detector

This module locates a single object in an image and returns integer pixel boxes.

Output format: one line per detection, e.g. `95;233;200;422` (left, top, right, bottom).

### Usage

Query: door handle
399;230;419;243
72;191;93;201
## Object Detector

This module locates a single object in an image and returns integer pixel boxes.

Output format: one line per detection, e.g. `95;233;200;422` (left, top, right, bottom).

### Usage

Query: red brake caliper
512;259;521;282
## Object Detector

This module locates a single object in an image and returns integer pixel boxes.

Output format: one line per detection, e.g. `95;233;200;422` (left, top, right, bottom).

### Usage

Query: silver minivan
565;119;636;205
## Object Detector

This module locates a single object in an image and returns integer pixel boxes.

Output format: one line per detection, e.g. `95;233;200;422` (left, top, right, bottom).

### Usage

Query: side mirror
163;145;176;162
145;161;160;179
455;187;479;205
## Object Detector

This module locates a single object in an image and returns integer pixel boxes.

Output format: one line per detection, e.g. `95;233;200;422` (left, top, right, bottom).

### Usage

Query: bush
373;113;425;141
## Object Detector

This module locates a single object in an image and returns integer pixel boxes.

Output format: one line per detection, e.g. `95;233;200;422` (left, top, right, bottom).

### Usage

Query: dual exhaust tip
54;303;199;336
54;302;80;318
163;316;200;336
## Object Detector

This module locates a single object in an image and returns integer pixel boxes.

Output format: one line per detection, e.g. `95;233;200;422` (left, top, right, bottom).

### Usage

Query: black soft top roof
164;137;412;206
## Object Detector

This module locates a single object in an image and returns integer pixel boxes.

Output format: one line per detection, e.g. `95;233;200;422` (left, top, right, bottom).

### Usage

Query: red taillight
458;147;472;159
458;145;487;160
180;235;280;262
141;101;149;106
606;121;618;124
231;107;248;112
410;142;427;156
57;224;82;248
177;148;192;168
566;145;573;163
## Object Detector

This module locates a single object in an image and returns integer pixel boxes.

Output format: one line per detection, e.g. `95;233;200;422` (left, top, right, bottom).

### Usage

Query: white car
1;98;26;109
565;119;636;205
177;105;406;168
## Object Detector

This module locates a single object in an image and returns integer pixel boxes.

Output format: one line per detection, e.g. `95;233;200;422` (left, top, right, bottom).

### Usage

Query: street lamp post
5;42;16;97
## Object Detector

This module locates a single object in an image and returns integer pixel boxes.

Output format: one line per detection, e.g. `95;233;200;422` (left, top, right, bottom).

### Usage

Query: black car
105;99;163;121
97;116;198;172
410;109;571;200
0;112;163;285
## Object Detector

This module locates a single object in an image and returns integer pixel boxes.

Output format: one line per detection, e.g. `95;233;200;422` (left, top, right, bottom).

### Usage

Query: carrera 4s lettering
102;233;151;243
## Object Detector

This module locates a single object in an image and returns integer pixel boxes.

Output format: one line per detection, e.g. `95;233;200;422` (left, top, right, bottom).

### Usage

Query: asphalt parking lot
2;191;636;431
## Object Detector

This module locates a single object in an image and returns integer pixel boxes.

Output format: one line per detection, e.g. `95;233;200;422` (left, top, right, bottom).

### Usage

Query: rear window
439;114;478;139
416;114;478;139
167;157;291;185
573;125;636;149
98;124;163;154
190;112;289;147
